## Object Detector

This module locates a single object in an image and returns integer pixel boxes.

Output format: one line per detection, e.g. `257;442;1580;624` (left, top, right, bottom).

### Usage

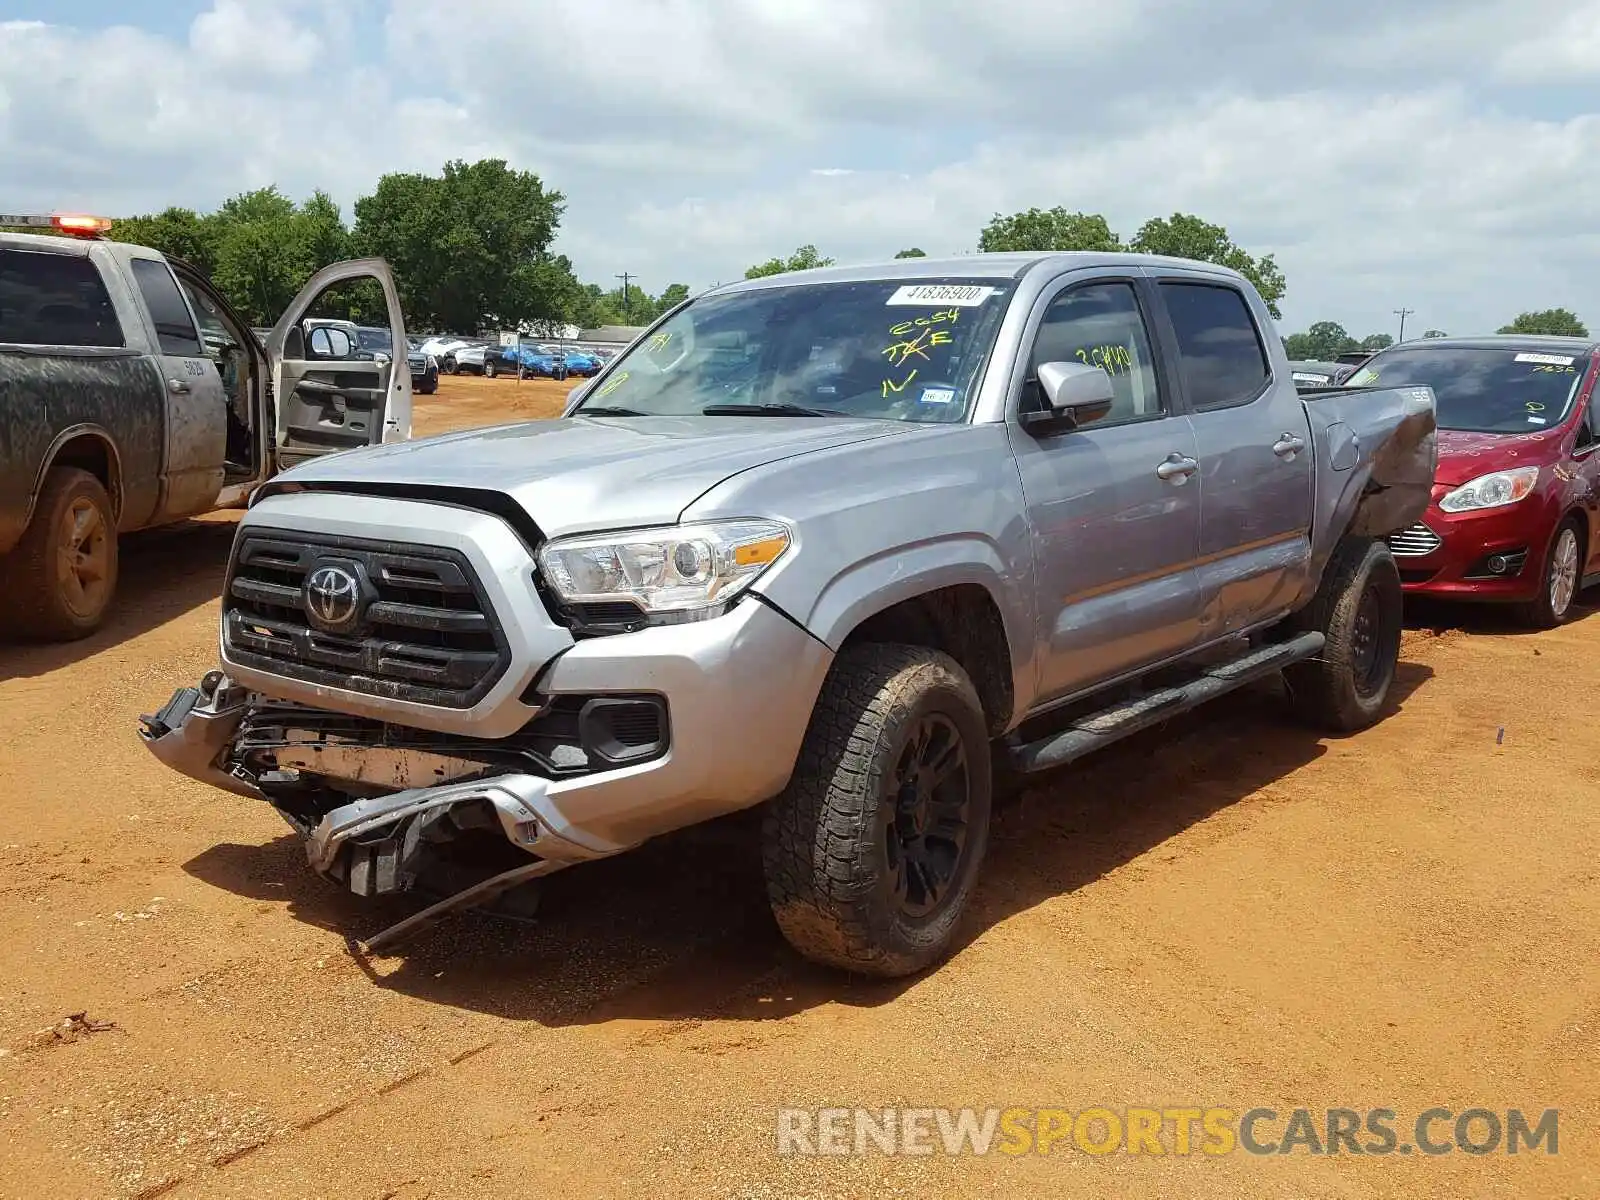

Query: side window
1027;281;1163;425
129;258;203;356
1158;282;1270;411
0;248;125;347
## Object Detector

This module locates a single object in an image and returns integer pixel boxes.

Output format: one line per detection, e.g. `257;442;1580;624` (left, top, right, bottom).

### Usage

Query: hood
1434;427;1565;487
273;415;910;537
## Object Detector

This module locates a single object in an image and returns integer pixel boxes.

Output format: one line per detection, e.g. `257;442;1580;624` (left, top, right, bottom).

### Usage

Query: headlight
1438;465;1540;513
537;519;792;623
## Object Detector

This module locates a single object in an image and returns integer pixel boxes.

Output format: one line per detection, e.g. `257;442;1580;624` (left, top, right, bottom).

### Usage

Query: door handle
1273;432;1306;457
167;378;191;395
1156;453;1199;482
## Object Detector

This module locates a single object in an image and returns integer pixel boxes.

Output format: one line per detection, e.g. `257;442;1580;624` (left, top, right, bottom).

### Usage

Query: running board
1008;631;1326;775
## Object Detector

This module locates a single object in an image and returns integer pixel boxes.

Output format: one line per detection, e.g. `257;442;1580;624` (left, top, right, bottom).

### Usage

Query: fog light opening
1486;554;1509;575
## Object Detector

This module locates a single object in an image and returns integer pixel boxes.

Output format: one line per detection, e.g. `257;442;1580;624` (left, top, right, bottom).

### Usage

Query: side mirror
563;378;592;415
1021;361;1116;434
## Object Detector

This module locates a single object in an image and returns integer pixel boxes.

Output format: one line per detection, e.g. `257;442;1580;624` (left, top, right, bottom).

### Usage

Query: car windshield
571;277;1015;421
357;327;391;352
1345;346;1590;433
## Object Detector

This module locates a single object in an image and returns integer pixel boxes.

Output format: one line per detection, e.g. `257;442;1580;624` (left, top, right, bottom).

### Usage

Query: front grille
1388;523;1442;558
223;530;510;708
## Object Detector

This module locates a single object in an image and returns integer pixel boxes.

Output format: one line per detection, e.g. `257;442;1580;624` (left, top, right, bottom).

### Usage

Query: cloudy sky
2;0;1597;338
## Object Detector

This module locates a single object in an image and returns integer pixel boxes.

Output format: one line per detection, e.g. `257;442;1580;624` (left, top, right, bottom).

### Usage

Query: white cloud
1;0;1597;337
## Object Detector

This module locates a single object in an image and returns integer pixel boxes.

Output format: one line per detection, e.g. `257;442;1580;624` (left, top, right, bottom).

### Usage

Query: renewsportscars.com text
775;1106;1559;1157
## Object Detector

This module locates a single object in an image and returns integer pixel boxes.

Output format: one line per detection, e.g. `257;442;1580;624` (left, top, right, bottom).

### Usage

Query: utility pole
1394;307;1415;343
615;272;633;321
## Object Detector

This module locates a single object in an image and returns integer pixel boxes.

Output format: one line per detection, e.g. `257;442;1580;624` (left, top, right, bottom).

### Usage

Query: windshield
357;327;391;352
571;278;1015;421
1346;347;1590;433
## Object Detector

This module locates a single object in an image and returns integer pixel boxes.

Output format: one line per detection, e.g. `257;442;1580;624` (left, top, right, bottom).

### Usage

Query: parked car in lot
1345;335;1600;626
355;325;438;394
0;213;410;640
483;343;567;380
141;252;1436;976
447;342;492;374
1287;360;1348;388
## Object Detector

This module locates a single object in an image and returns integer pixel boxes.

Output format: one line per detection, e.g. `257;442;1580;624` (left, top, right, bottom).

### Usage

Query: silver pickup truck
140;253;1437;977
0;215;411;639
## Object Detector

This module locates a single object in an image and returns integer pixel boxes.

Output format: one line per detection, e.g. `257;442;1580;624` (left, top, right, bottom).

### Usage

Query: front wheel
484;359;498;379
762;643;992;978
1517;518;1582;629
1282;537;1403;732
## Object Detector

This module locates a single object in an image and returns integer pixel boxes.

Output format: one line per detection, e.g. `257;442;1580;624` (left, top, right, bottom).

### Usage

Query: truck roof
711;251;1250;296
0;230;95;256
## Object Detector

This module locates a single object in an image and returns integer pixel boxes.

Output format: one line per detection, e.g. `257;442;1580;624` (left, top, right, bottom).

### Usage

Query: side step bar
1008;631;1325;775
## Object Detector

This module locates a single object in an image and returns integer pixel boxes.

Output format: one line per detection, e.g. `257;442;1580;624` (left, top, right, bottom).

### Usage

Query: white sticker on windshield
919;386;955;404
887;284;996;307
1292;372;1330;383
1527;415;1547;424
1514;352;1575;365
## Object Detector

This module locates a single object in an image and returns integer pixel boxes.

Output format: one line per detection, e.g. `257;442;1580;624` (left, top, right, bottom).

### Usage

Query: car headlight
537;519;792;623
1438;465;1540;513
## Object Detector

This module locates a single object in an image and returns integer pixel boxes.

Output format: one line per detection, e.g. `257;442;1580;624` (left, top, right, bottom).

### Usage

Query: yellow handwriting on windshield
880;308;958;398
597;371;630;398
648;332;672;353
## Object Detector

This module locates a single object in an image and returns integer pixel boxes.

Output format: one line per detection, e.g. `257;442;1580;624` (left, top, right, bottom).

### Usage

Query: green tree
1283;320;1357;361
114;207;221;277
1497;308;1588;337
894;247;927;258
977;208;1121;253
1360;333;1394;352
656;282;691;312
744;245;835;279
201;187;358;325
354;158;569;333
1130;213;1286;319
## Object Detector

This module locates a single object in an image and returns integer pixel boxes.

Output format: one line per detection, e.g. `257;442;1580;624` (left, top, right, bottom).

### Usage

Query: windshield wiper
700;403;847;417
577;405;649;416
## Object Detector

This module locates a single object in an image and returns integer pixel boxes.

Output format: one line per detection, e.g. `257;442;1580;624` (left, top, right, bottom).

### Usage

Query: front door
170;261;267;496
1152;277;1315;636
125;254;229;520
1006;277;1204;705
266;259;411;470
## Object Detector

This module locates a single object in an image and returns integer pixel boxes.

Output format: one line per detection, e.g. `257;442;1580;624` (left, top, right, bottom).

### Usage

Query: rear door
1150;275;1315;637
266;259;411;469
124;253;230;520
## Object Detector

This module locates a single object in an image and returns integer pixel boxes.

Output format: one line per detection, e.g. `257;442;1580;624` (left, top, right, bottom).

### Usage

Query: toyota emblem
304;564;363;632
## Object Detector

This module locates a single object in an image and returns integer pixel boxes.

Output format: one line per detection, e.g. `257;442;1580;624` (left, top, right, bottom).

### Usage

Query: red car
1343;335;1600;627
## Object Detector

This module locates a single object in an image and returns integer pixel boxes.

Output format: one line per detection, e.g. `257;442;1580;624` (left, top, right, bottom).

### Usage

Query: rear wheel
484;358;498;378
1283;537;1403;732
1517;519;1582;629
762;643;992;977
0;466;119;642
442;356;458;375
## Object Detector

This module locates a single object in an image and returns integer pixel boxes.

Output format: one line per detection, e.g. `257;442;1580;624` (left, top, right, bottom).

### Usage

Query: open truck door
267;259;411;470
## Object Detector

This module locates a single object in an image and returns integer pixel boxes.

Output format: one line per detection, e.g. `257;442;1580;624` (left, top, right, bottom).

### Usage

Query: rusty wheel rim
56;496;110;619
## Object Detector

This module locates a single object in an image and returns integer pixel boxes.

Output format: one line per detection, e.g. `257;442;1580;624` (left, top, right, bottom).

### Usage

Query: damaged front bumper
137;675;614;951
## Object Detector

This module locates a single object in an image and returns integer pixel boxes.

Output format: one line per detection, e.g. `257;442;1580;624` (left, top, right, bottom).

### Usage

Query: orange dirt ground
1;371;1597;1197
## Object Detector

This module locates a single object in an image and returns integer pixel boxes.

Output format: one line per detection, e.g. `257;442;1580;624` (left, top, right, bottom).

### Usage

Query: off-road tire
0;467;119;642
762;643;992;978
1283;536;1403;732
1516;517;1583;629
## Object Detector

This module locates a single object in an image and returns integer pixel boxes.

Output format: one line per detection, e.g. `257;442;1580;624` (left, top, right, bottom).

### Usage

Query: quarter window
1160;282;1269;411
130;257;203;356
1026;281;1163;425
